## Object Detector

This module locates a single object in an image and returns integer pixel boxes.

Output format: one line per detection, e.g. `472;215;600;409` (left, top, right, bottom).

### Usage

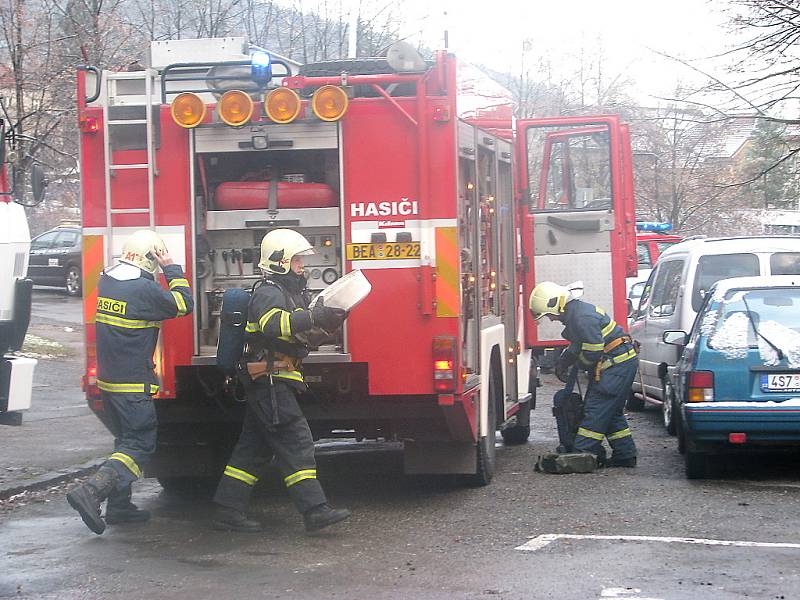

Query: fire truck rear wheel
501;399;531;445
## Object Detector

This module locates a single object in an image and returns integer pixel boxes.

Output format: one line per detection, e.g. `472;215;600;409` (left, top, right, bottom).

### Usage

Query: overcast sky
393;0;734;104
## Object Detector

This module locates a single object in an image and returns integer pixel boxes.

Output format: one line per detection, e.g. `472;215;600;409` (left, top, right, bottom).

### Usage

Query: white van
629;236;800;409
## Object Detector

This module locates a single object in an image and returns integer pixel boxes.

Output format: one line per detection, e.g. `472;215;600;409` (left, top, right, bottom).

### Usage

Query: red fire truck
77;38;636;488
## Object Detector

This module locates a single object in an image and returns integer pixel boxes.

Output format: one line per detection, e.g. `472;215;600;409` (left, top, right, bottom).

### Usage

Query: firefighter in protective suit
529;281;638;467
67;230;193;534
212;228;351;533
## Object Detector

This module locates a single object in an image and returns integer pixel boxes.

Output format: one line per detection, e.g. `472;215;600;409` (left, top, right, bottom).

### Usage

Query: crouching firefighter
67;230;193;534
211;228;351;533
529;281;638;468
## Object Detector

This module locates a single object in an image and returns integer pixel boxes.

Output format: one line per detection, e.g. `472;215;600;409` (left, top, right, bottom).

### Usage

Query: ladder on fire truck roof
101;69;157;265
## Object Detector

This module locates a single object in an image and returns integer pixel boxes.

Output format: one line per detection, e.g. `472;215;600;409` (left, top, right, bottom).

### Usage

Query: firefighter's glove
555;349;576;384
311;297;348;332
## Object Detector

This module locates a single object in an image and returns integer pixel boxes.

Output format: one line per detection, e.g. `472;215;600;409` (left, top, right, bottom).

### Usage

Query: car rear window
31;231;58;250
770;252;800;275
692;253;759;312
54;231;79;247
705;287;800;363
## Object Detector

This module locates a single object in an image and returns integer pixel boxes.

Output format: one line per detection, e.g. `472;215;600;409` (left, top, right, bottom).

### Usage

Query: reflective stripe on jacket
244;278;314;386
561;300;634;371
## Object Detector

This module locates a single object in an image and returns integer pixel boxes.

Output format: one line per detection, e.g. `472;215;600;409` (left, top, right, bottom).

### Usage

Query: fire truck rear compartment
192;127;344;357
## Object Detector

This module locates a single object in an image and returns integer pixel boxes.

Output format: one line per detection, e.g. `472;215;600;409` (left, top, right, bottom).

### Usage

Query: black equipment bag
535;452;597;474
216;287;251;375
552;366;584;453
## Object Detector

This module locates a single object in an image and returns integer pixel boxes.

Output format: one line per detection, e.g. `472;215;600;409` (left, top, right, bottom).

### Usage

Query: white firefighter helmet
258;229;314;275
119;229;167;274
528;281;570;320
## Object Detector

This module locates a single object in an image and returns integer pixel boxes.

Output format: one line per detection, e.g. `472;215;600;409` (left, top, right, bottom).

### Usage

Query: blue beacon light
636;222;672;233
251;51;273;86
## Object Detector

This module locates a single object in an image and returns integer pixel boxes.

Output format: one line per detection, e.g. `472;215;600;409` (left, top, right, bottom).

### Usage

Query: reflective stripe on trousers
223;465;259;486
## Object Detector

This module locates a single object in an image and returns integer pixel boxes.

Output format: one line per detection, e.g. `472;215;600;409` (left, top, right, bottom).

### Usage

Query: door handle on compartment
546;215;602;232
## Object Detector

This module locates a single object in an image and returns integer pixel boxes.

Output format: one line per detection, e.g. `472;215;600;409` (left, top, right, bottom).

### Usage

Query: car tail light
433;336;457;393
687;370;714;402
218;90;254;127
729;433;747;444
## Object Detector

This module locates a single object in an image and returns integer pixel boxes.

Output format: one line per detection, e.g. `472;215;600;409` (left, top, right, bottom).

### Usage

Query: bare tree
492;36;636;119
722;0;800;119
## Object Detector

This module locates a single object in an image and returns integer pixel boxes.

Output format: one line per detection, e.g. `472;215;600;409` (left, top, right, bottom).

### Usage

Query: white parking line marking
516;533;800;553
601;588;662;600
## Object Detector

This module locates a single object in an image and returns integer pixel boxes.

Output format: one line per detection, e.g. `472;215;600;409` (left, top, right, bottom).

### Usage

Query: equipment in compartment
214;181;337;210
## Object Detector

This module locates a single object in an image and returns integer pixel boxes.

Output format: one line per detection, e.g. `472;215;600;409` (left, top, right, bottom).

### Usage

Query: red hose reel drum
214;181;337;210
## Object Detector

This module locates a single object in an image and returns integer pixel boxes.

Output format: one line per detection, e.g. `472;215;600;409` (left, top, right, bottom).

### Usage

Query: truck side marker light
170;92;206;129
311;85;349;122
218;90;253;127
265;88;301;124
432;105;450;122
80;116;99;133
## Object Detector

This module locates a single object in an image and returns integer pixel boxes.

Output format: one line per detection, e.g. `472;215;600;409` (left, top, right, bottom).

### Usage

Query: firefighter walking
67;230;194;534
212;228;351;533
529;281;638;467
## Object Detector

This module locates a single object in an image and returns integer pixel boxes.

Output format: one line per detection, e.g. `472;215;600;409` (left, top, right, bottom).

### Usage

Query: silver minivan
629;236;800;420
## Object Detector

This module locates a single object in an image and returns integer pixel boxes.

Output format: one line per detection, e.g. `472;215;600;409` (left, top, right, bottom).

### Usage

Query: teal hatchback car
663;275;800;478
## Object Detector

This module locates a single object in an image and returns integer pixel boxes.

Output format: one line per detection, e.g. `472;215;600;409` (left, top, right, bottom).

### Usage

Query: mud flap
403;441;477;475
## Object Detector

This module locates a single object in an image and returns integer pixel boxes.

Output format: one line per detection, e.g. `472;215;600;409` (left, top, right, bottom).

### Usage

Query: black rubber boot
303;503;351;532
595;447;608;468
608;455;637;468
106;487;150;524
66;465;119;535
212;506;264;533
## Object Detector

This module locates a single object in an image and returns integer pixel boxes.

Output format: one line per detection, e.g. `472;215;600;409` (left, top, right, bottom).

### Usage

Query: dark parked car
663;275;800;479
28;225;82;296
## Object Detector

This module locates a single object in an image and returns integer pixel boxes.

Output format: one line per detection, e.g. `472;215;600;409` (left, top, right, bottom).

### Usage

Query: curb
0;458;105;501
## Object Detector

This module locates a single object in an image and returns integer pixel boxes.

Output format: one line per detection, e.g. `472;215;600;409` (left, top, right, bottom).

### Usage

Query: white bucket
310;269;372;311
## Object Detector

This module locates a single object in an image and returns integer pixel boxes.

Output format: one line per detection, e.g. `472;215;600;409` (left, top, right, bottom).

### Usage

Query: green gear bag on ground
535;452;597;474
